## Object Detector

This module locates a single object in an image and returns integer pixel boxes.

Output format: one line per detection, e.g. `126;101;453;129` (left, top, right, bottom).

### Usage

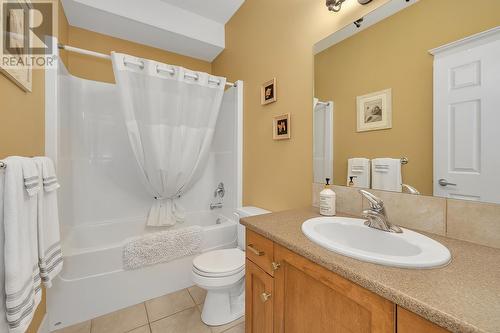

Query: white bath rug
123;225;203;270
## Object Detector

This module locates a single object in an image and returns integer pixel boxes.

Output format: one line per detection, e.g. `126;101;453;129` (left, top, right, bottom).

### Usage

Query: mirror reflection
313;0;500;204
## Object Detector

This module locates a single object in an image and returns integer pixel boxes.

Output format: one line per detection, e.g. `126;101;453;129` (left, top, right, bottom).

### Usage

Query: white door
433;30;500;204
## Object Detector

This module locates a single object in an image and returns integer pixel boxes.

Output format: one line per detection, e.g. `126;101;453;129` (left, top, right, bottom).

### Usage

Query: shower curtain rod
58;44;236;87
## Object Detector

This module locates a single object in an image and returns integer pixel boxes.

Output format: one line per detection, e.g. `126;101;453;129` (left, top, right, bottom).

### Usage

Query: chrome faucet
210;202;223;210
359;190;402;233
402;184;420;195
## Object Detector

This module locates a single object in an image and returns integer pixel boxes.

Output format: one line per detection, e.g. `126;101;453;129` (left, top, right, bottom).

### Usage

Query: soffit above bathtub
60;0;245;61
158;0;245;24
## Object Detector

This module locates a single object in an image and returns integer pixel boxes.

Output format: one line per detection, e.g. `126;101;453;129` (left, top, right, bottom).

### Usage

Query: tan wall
314;0;500;195
1;1;210;331
212;0;391;211
0;0;66;326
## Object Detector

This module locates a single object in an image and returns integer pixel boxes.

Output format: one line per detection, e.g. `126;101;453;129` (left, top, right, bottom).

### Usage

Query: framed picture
273;113;290;140
0;0;33;92
261;78;277;105
356;88;392;132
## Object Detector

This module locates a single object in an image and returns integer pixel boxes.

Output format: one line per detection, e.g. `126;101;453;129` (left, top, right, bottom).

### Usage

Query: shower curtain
111;52;226;227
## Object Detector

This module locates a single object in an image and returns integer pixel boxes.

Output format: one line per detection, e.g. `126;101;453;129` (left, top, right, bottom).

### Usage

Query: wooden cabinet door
246;259;274;333
397;307;450;333
273;244;395;333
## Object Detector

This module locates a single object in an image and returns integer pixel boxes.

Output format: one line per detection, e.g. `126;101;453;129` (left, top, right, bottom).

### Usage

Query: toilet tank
235;206;271;250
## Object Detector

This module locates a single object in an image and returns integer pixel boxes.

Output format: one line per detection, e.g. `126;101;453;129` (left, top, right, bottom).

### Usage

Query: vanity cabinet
245;231;451;333
246;259;274;333
273;244;395;333
397;307;450;333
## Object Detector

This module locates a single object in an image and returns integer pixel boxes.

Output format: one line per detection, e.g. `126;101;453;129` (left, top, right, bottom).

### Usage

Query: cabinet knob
272;262;281;271
247;244;264;256
260;292;272;303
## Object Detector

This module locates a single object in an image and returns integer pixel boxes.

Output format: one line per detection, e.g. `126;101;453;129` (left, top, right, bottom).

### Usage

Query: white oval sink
302;217;451;269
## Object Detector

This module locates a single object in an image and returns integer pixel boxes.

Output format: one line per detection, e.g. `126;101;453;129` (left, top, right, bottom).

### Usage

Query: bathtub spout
210;203;223;210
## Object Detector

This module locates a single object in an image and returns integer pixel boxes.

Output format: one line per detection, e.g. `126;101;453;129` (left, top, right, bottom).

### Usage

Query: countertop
240;208;500;333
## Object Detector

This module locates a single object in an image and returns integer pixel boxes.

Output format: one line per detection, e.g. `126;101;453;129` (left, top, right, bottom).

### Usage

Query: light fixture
326;0;373;12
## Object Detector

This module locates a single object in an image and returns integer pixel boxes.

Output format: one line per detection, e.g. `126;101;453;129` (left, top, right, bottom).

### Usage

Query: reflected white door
313;100;334;184
433;30;500;203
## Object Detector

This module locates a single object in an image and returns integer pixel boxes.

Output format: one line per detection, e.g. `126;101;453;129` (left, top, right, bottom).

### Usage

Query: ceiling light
326;0;373;12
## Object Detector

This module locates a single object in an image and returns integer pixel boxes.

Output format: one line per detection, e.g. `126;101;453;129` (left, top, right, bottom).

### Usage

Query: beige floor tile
221;322;245;333
145;289;195;322
127;324;151;333
91;303;148;333
187;285;207;305
150;307;211;333
210;316;245;333
54;320;91;333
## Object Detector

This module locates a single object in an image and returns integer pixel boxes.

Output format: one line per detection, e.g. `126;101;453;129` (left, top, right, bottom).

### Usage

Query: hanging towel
371;158;402;192
2;157;41;333
123;226;203;270
33;157;63;288
347;158;371;188
0;167;9;333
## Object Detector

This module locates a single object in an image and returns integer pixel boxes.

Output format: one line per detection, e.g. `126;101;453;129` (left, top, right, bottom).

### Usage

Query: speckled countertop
240;208;500;333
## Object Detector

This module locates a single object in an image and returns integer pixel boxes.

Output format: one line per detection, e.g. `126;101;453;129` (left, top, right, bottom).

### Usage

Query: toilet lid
193;248;245;274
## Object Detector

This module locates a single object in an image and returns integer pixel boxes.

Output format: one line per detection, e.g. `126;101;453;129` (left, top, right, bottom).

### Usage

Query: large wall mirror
313;0;500;204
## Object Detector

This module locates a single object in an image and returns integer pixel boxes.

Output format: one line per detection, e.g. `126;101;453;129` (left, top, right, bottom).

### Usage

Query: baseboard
37;314;49;333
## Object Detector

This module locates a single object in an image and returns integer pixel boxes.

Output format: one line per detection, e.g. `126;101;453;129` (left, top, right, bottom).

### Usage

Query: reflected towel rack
400;157;409;165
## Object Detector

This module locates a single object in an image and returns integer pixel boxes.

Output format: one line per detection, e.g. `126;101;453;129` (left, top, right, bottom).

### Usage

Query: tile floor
54;286;244;333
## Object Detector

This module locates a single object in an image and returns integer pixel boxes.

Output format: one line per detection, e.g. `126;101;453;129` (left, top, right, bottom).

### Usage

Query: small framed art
273;113;290;140
356;88;392;132
261;78;277;105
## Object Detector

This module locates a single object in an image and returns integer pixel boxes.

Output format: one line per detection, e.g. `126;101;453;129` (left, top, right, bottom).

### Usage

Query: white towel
33;157;63;288
0;167;9;333
123;226;203;270
371;158;402;192
347;158;371;188
2;157;42;333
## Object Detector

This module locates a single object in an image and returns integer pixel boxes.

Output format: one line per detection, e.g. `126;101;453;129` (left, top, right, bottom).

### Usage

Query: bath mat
123;225;203;270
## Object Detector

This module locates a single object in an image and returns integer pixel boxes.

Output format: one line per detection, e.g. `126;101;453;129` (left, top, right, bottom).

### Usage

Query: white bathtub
47;211;237;331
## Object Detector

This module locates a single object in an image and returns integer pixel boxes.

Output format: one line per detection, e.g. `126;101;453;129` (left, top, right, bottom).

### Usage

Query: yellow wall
212;0;390;211
0;0;66;326
1;1;210;331
315;0;500;195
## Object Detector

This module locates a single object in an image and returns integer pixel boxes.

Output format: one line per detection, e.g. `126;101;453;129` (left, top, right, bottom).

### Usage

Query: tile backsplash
447;199;500;249
312;183;500;249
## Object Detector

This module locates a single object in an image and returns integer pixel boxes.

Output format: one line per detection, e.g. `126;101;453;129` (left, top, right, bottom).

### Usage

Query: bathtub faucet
210;202;223;210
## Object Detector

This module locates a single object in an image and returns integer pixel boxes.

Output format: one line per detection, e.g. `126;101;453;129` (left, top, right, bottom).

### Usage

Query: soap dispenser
320;178;336;216
348;176;357;187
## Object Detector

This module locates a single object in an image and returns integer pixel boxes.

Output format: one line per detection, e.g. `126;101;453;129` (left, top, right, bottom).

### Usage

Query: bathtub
47;211;237;331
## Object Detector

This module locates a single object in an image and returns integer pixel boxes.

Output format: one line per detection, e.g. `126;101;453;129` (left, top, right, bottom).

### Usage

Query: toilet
192;206;270;326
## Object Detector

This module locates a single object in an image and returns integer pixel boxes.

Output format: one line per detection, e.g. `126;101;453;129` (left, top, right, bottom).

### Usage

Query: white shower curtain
111;52;226;227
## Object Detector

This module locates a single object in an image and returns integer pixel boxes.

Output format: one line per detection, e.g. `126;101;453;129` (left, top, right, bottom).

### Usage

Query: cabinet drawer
246;229;275;275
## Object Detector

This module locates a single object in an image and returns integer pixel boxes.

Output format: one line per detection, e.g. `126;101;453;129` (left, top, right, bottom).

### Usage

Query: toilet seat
193;265;244;278
192;248;246;290
193;248;245;277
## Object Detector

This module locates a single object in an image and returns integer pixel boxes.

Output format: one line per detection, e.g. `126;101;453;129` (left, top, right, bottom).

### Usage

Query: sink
302;217;451;268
